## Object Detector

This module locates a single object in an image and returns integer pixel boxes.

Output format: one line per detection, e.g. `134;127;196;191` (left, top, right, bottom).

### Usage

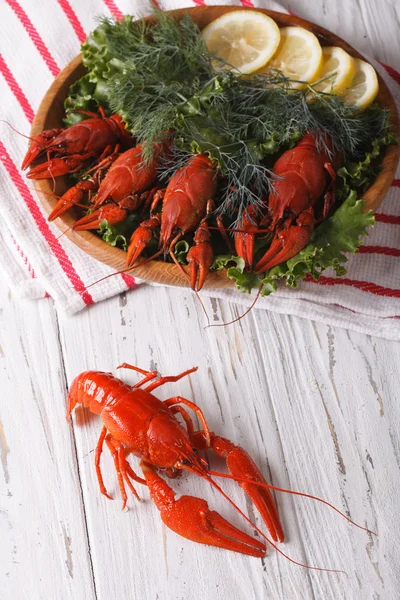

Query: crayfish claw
73;205;127;231
27;156;84;179
126;216;160;267
21;129;62;170
187;223;213;291
166;497;266;557
200;433;285;544
234;206;260;271
48;180;95;221
255;208;315;273
141;461;266;557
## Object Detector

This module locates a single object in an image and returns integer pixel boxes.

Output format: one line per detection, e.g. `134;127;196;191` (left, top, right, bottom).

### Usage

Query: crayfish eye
193;448;199;455
181;458;190;466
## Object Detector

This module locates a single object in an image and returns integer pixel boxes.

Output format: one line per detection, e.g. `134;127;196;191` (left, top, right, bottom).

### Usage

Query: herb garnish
64;11;396;295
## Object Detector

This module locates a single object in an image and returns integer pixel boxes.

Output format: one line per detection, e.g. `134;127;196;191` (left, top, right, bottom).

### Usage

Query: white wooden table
1;1;400;599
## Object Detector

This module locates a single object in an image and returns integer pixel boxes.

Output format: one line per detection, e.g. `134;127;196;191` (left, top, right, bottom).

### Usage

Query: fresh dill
76;11;214;159
65;11;394;222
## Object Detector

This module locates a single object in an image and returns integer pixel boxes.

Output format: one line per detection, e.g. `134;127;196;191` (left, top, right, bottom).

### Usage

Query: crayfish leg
216;216;235;254
321;162;337;219
162;394;211;447
95;426;113;500
141;461;266;557
117;362;159;388
144;367;198;393
103;435;144;509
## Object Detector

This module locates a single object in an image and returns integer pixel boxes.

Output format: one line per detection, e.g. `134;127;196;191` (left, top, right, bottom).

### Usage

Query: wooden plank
58;287;400;599
0;284;96;600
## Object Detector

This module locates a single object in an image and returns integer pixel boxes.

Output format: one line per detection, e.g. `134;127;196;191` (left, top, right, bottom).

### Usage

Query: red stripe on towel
375;213;400;225
379;61;400;86
0;55;35;123
0;143;94;305
103;0;124;20
57;0;86;43
358;245;400;257
5;0;60;76
307;275;400;298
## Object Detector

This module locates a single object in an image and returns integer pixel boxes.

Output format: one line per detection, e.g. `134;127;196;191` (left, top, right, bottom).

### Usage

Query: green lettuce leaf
224;190;374;295
227;268;262;294
174;240;189;264
211;254;260;293
259;190;374;294
64;74;99;126
211;254;245;272
98;213;138;250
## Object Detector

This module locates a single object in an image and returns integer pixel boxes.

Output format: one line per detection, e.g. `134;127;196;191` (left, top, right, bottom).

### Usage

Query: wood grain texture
0;284;96;600
2;2;400;600
30;5;400;289
57;287;400;600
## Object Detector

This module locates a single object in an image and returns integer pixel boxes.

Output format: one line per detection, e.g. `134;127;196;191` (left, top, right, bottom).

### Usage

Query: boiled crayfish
127;153;218;291
48;144;162;227
235;132;337;272
22;108;132;178
24;112;218;291
67;364;372;564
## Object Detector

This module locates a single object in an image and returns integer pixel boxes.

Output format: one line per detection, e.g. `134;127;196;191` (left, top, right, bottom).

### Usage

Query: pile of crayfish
23;109;337;292
67;363;373;567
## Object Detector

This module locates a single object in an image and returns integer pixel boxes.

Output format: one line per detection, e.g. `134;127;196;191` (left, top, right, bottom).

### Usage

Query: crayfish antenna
56;224;76;241
168;235;211;328
199;471;346;574
83;250;165;290
205;470;376;536
0;120;36;143
205;285;262;329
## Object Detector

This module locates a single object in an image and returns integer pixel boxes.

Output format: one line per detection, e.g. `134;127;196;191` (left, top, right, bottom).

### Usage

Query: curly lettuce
98;213;139;250
224;190;374;295
174;240;190;264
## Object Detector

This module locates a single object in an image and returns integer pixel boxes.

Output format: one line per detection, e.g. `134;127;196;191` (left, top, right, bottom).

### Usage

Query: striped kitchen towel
0;0;399;339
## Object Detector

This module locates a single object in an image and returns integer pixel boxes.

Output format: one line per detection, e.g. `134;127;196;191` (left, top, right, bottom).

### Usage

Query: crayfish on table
67;363;373;567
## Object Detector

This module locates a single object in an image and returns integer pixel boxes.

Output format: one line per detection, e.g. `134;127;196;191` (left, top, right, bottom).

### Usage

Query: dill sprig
100;12;214;158
65;11;394;221
168;72;392;221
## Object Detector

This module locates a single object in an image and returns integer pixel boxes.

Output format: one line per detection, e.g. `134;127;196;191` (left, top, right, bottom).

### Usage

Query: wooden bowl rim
31;6;400;290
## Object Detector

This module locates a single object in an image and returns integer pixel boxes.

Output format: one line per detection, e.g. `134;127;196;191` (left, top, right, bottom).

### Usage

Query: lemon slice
313;46;356;94
261;26;323;88
343;58;379;109
201;11;281;74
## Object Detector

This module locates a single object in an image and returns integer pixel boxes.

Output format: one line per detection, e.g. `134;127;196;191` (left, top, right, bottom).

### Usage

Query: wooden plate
30;6;400;289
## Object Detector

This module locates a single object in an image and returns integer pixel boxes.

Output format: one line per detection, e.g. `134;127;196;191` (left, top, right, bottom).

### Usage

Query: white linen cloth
0;0;399;339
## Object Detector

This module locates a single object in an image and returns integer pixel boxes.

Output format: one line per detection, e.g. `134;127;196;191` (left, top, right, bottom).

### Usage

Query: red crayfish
48;144;161;226
24;111;218;292
127;153;218;291
67;363;373;566
22;108;132;178
235;132;337;272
